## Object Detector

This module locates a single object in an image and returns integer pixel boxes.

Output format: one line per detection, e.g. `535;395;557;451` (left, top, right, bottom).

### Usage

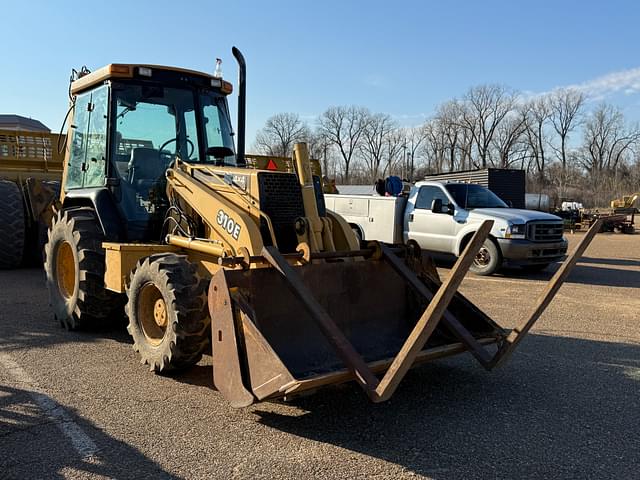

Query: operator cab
65;64;236;241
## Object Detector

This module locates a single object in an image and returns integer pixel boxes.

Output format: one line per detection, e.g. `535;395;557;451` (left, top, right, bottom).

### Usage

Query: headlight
506;223;526;239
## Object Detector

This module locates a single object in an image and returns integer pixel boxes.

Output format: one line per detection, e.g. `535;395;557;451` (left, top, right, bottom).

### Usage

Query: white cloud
391;112;429;121
540;67;640;101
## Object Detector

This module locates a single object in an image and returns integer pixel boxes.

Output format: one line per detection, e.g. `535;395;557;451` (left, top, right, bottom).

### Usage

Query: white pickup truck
325;180;568;275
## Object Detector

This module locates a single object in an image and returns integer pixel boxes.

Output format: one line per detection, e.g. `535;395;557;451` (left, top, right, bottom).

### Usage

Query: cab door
65;85;109;190
406;185;456;253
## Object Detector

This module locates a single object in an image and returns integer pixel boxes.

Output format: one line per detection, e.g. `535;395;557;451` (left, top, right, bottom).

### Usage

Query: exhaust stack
232;46;246;167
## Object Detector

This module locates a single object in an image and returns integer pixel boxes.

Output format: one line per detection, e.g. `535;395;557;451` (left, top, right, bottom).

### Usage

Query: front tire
126;254;210;372
44;208;118;329
469;239;502;276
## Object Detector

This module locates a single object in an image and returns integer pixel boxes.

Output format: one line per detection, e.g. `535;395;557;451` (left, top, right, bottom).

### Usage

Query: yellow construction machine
44;48;601;407
0;126;63;268
610;193;639;210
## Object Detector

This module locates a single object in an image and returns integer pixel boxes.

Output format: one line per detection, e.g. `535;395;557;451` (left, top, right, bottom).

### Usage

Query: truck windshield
445;183;508;209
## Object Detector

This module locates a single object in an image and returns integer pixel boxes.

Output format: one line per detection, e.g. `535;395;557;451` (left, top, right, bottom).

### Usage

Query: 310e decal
216;209;242;240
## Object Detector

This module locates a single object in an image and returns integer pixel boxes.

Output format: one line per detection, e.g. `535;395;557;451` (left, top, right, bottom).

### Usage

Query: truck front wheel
469;239;502;276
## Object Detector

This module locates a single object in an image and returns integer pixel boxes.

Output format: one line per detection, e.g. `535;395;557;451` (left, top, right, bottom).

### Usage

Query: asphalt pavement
0;232;638;479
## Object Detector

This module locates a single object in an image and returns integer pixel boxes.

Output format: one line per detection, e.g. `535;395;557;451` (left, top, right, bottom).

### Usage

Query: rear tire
125;254;210;372
469;239;502;276
0;180;25;269
44;208;119;330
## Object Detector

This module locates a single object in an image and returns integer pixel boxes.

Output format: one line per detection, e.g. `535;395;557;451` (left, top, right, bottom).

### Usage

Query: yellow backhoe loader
44;48;601;407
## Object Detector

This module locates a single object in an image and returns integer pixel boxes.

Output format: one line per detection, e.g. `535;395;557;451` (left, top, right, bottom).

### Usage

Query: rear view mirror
206;146;234;159
431;198;443;213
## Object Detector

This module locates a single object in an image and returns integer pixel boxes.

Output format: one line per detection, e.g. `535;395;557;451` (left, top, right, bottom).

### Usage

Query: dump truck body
0;126;64;268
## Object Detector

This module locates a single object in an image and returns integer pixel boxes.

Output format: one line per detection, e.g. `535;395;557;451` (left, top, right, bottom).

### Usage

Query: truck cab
404;181;568;274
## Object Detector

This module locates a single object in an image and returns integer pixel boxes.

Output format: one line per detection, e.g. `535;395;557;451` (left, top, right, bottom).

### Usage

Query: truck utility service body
325;180;568;275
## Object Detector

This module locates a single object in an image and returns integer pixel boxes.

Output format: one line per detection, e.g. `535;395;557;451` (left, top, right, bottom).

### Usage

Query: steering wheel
158;137;195;159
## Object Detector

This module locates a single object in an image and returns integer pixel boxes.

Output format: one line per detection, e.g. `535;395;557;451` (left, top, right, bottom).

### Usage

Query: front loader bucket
208;220;603;407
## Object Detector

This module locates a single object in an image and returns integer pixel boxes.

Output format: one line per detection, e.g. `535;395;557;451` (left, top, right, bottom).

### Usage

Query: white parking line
0;352;98;459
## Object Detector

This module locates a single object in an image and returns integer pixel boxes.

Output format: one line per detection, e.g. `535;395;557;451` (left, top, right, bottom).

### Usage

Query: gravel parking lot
0;232;638;479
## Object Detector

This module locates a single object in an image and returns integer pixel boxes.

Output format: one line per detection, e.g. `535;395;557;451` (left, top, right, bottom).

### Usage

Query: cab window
66;85;108;190
415;186;451;210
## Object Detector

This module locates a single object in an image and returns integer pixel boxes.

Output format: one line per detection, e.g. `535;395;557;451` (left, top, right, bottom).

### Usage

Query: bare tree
359;113;398;181
401;124;428;181
254;113;309;157
580;103;640;174
318;106;370;183
435;101;467;171
306;131;334;178
421;119;446;173
522;97;551;183
384;128;407;178
548;88;585;171
492;110;528;168
457;85;516;168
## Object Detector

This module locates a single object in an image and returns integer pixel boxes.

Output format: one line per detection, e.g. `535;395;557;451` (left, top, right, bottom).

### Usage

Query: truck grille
527;221;564;242
258;172;304;253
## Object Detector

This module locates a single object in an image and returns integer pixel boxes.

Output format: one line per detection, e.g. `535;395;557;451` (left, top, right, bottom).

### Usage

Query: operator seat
127;147;166;197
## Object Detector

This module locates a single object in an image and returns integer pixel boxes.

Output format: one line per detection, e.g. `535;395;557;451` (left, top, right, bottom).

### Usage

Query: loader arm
165;164;267;257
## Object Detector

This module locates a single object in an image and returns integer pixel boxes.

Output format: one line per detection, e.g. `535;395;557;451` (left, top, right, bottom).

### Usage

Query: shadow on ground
254;334;640;479
577;256;640;268
431;251;640;288
498;262;640;288
0;384;181;479
0;268;132;353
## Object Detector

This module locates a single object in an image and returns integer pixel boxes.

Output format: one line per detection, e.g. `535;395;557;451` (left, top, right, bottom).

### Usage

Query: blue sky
2;0;639;144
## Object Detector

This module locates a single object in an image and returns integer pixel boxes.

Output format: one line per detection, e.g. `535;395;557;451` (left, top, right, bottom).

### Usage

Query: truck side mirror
431;198;443;213
446;203;455;215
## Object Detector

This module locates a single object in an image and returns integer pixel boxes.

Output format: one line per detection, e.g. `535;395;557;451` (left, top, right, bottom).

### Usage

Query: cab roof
70;63;232;95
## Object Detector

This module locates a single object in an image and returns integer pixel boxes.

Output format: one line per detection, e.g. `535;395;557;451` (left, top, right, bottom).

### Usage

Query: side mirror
431;198;443;213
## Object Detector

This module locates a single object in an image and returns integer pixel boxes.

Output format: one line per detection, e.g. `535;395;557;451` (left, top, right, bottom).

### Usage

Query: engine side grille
527;221;564;242
258;172;305;253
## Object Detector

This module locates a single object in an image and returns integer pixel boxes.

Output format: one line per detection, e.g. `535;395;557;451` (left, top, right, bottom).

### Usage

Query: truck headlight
506;223;526;239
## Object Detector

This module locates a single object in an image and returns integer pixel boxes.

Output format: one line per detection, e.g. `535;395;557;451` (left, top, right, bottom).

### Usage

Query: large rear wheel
126;254;210;372
0;180;25;269
44;208;119;329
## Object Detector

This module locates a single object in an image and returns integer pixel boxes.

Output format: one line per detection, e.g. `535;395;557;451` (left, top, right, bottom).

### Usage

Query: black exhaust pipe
232;46;246;166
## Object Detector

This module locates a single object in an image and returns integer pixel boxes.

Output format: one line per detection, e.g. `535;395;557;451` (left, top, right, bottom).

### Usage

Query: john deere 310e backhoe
44;48;601;407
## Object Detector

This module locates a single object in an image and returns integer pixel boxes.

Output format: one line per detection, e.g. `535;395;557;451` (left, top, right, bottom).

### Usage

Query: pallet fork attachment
208;219;603;406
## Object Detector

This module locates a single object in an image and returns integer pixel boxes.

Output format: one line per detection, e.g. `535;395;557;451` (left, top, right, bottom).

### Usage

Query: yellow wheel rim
153;298;168;327
138;283;167;346
56;241;76;299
